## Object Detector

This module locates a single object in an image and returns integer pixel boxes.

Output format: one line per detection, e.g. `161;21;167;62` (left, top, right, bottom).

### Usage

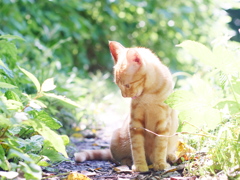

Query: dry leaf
161;164;186;176
71;133;83;138
94;167;102;171
148;164;154;169
91;129;97;133
176;139;195;161
81;171;97;176
170;177;196;180
67;172;91;180
113;165;132;173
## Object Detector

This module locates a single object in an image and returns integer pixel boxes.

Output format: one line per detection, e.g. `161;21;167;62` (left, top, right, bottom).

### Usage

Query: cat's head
109;41;145;99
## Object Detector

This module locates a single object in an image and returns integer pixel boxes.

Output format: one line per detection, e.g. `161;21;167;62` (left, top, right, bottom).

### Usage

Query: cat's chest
131;101;169;122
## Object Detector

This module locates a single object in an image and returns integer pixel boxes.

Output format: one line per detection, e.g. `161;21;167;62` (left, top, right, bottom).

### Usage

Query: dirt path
42;95;186;179
42;130;186;180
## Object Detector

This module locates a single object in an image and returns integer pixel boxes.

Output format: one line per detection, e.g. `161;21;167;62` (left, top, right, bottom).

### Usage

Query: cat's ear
109;41;125;64
126;49;142;66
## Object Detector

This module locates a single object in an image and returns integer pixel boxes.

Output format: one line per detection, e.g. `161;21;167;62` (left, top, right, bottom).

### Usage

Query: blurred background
1;0;239;135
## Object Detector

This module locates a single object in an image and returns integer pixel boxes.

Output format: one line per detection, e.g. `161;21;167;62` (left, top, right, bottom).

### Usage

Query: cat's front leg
152;122;170;171
129;119;148;172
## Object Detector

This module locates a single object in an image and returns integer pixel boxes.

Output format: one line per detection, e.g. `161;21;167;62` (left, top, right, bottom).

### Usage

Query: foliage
0;0;228;73
166;39;240;177
0;35;80;179
0;0;238;178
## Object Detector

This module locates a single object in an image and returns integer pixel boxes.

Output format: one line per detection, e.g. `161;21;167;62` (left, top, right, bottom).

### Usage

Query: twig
132;126;238;141
132;127;217;138
181;121;209;135
42;172;70;179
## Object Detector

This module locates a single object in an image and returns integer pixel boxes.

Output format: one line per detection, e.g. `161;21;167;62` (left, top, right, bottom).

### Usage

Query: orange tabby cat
75;41;178;172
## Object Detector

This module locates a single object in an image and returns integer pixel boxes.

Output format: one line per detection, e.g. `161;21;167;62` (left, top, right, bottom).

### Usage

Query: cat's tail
74;149;113;162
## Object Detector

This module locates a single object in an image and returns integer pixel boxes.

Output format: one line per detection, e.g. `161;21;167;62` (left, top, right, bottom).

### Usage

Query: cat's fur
75;41;178;172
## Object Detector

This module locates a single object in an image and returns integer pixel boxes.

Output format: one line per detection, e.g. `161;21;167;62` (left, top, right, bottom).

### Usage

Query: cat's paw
121;158;132;167
132;164;149;172
153;162;170;171
167;153;177;163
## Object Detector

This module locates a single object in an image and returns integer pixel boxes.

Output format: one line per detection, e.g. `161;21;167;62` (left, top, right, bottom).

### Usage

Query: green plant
0;0;229;73
0;35;81;179
166;39;240;177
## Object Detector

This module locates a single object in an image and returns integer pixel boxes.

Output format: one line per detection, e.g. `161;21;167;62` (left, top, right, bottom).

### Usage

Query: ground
41;94;232;180
42;130;186;180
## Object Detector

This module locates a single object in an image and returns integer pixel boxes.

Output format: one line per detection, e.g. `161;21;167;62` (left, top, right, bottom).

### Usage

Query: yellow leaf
67;172;91;180
148;164;153;169
73;126;81;131
176;139;195;160
91;129;97;134
71;133;83;138
113;165;132;173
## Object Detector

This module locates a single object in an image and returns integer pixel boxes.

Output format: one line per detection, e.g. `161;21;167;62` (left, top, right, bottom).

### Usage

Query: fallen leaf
71;133;83;138
91;129;97;134
170;177;196;180
113;165;132;173
176;139;195;162
81;171;97;177
67;172;91;180
148;164;154;169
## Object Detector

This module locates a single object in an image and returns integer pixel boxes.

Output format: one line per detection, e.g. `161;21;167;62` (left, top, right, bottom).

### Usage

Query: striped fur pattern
74;41;178;172
75;149;112;162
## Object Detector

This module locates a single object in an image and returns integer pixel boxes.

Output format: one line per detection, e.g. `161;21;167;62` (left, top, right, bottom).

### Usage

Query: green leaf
8;126;22;136
44;93;81;108
24;120;68;158
166;88;221;131
18;161;42;180
8;149;33;162
28;110;62;130
177;40;217;67
178;108;221;132
37;160;50;167
231;76;240;96
0;171;18;179
5;90;20;101
212;46;240;75
0;60;14;78
0;115;12;126
0;34;25;41
40;147;66;162
5;99;23;110
1;95;23;110
0;82;17;89
0;145;10;171
61;135;70;145
41;78;56;92
27;135;44;152
0;40;18;64
18;67;41;92
215;100;240;115
165;90;195;110
29;100;47;108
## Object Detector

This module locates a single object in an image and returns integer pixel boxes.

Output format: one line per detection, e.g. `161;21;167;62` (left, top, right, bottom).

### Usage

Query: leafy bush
0;35;81;179
166;39;240;177
0;0;228;73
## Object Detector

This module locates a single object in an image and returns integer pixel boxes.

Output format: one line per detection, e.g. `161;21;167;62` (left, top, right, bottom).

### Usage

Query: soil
42;130;185;180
